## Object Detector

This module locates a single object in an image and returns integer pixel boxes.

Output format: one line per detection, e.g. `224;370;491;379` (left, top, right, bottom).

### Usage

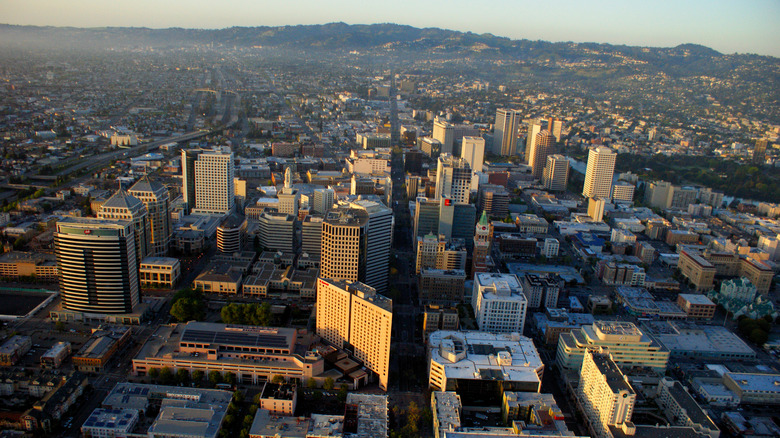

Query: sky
2;0;779;57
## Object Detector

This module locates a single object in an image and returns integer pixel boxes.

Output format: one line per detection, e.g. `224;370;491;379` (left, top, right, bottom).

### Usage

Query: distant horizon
2;0;778;57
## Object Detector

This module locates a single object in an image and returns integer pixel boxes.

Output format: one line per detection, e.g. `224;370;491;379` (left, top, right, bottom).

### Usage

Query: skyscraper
471;211;493;277
128;176;171;257
528;130;555;179
55;218;140;314
460;136;485;190
549;118;564;142
494;109;520;156
316;278;392;390
350;200;393;294
542;154;570;191
312;188;335;214
277;167;300;217
582;146;616;199
435;154;471;205
182;148;235;214
753;139;768;164
524;122;542;163
98;189;150;262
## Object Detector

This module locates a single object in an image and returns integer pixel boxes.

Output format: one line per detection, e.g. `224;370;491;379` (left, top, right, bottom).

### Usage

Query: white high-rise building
185;149;235;215
350;200;393;294
435;154;471;205
312;188;335;214
577;349;636;438
494;109;521;156
524;122;542;163
461;136;485;190
54;218;140;314
98;190;150;262
316;279;392;390
472;273;528;333
582;146;616;199
543;154;570;191
128;176;171;257
278;167;300;217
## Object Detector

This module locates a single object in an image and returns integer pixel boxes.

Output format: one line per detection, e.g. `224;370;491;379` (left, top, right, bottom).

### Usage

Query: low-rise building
678;249;716;292
192;262;244;295
614;287;686;319
257;383;296;416
344;393;388;438
40;342;71;369
655;378;720;438
73;326;132;373
419;269;466;306
531;308;595;346
723;372;780;405
423;306;460;341
0;252;58;281
139;257;181;288
641;321;755;361
521;273;562;309
676;294;716;319
0;335;32;366
80;408;139;438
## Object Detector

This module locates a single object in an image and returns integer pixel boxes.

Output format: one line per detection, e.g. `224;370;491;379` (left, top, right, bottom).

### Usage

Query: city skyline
1;0;779;57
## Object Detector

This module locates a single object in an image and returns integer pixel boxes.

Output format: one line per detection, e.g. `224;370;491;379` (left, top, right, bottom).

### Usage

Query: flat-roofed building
676;294;716;319
80;408;139;438
0;251;58;281
249;409;309;438
132;322;324;385
738;257;774;295
678;249;716;291
257;211;296;253
522;273;563;309
40;342;71;369
423;306;460;341
344;393;388;438
316;279;392;390
97;383;232;438
655;378;720;438
577;350;636;438
555;321;669;372
515;214;549;234
139;257;181;288
256;382;296;415
427;331;544;404
419;269;466;306
473;273;528;333
0;335;32;366
641;320;756;361
73;325;132;373
192;262;243;295
723;372;780;405
432;391;461;438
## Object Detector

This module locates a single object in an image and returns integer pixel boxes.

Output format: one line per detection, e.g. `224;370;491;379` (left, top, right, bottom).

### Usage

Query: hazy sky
2;0;779;57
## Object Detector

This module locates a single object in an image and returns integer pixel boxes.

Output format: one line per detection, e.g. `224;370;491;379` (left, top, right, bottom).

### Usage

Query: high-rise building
98;190;150;262
301;214;324;262
312;188;335;214
461;136;485;190
316;278;392;390
478;184;510;219
435;154;471;205
494;109;521;156
433;117;480;156
582;146;616;199
278;167;300;217
588;197;607;222
257;211;296;253
349;200;392;293
577;349;636;438
471;211;493;277
415;233;468;274
55;218;140;314
419;269;466;306
472;273;528;333
183;148;235;215
542;154;570;191
216;214;246;254
524;122;542;163
128;176;171;257
549;119;564;142
753;139;768;164
528;130;555;179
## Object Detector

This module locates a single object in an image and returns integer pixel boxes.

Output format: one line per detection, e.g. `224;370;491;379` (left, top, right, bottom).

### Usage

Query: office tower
582;146;616;199
415;234;468;274
435;154;471;205
472;273;528;333
54;218;139;314
183;148;235;214
414;197;441;238
542;154;569;191
181;149;197;213
413;197;476;248
524;123;542;163
316;279;392;390
588;197;607;222
433;118;480;156
471;211;492;277
350;200;393;294
461;136;485;190
528;130;555;179
478;184;510;219
753;139;768;164
419;269;466;306
216;214;246;254
312;188;335;214
257;211;296;253
301;214;324;263
612;182;635;204
97;189;150;262
406;176;421;200
549;119;564;142
128;176;171;257
577;350;636;438
494;109;521;156
278;167;300;217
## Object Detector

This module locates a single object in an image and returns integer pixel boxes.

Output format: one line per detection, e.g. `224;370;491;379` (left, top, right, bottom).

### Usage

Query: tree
233;390;244;403
209;370;223;386
224;372;236;385
749;328;769;345
306;378;317;389
323;377;334;390
337;384;349;402
159;367;173;385
170;291;206;322
176;368;190;385
271;375;285;384
192;370;204;383
148;368;160;381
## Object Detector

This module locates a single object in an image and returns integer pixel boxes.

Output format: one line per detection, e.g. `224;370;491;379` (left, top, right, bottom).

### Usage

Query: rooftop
590;352;634;394
725;372;780;393
249;409;309;438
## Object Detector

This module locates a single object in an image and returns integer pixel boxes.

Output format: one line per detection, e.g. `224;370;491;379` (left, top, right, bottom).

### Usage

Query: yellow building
316;278;392;390
678;249;717;291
